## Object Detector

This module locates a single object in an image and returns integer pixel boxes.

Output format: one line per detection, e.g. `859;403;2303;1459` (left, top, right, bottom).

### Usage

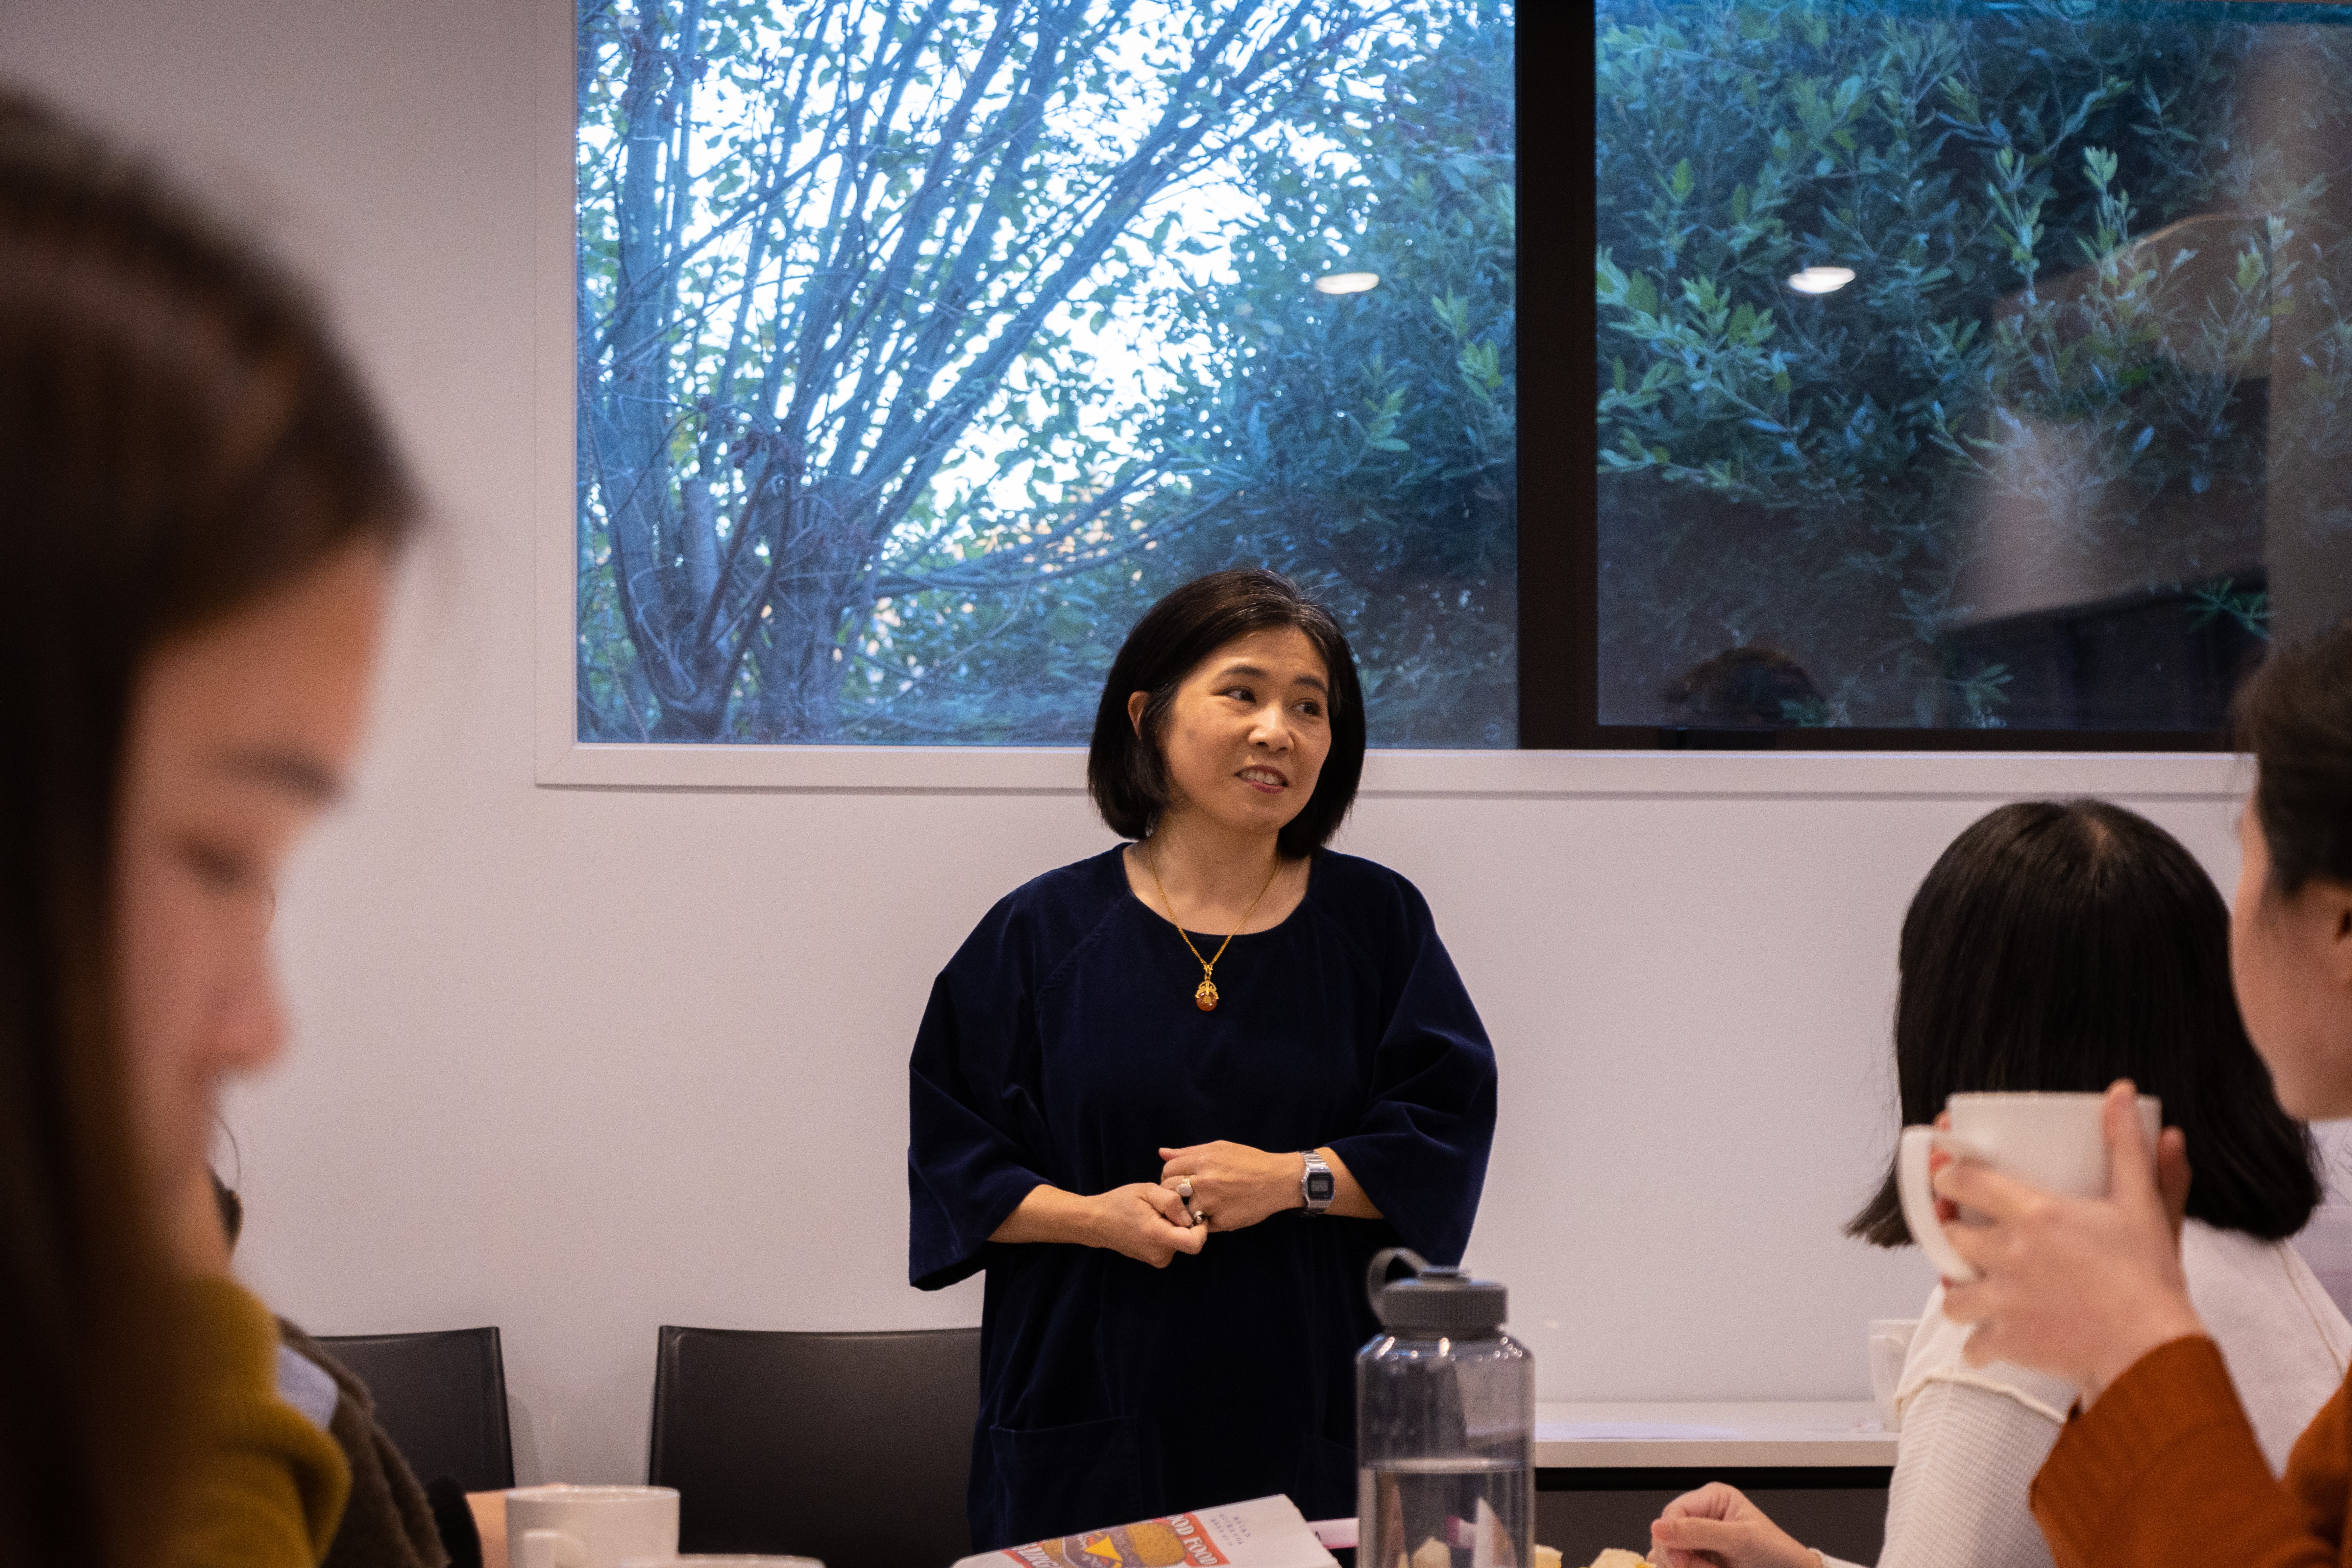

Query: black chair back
648;1325;981;1568
315;1326;516;1493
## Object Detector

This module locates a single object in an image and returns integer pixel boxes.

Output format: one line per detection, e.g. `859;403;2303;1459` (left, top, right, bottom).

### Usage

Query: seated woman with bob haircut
907;568;1498;1548
1896;627;2352;1568
1651;799;2349;1568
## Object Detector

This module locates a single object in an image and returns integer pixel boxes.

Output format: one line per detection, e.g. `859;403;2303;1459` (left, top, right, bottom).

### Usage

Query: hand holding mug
1933;1081;2203;1399
1896;1089;2163;1282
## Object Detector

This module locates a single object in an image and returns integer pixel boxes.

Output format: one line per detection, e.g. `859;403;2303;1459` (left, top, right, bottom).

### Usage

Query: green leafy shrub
1596;0;2352;727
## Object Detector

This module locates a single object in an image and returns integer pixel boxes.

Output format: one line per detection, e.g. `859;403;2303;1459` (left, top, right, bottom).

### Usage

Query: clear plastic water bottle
1357;1249;1533;1568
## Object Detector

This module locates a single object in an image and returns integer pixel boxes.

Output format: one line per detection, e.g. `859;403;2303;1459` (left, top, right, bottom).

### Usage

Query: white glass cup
1867;1318;1919;1431
507;1485;680;1568
1897;1092;2161;1282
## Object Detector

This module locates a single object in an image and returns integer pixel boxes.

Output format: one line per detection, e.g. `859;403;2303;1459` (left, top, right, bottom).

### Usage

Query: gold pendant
1195;977;1219;1012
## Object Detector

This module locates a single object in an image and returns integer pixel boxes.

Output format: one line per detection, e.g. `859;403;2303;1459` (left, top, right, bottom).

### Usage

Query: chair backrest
648;1325;981;1568
314;1326;516;1493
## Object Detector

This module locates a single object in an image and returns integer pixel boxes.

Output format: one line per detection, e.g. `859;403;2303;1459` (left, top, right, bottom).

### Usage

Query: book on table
954;1494;1340;1568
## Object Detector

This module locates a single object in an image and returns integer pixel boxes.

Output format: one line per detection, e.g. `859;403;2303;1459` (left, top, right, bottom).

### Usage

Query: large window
573;1;1516;748
1589;0;2352;746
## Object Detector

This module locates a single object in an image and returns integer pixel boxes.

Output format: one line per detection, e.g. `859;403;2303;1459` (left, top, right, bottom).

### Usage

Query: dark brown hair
2235;621;2352;899
0;93;413;1565
1088;569;1366;858
1848;800;2319;1248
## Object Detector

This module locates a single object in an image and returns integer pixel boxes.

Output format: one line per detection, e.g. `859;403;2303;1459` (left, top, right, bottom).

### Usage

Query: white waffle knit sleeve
1801;1228;2348;1568
1873;1357;2067;1568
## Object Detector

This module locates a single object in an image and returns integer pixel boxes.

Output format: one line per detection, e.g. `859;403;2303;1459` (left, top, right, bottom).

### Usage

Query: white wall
0;0;2254;1487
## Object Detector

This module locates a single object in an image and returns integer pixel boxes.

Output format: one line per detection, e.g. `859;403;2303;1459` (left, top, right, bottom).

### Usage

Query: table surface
1535;1400;1899;1469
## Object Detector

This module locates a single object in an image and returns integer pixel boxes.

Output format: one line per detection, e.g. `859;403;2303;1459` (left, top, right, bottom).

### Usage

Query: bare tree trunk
579;0;1350;740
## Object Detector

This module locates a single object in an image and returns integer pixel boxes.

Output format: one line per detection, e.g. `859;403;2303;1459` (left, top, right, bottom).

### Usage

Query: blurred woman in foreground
1902;626;2352;1568
1649;801;2347;1568
0;95;412;1565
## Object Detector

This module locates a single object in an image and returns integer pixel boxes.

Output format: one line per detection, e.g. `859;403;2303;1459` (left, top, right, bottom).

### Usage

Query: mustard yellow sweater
173;1278;351;1568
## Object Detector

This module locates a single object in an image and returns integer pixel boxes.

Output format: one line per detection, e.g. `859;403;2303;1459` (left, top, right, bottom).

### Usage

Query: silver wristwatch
1300;1149;1335;1214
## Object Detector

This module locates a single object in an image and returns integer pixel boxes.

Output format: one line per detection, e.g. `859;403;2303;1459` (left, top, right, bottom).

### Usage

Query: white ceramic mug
507;1485;680;1568
1897;1092;2161;1282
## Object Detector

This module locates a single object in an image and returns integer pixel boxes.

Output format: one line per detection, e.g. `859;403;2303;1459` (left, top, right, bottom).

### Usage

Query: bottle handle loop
1366;1246;1433;1310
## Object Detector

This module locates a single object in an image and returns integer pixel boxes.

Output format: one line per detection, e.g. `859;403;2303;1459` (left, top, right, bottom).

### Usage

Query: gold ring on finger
1177;1178;1194;1200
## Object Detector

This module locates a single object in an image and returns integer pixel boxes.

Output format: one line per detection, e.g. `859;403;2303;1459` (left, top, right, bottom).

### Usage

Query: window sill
535;742;2245;799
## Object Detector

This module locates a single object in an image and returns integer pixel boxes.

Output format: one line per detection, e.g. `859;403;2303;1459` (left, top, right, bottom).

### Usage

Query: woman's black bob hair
1088;569;1366;858
1848;798;2320;1247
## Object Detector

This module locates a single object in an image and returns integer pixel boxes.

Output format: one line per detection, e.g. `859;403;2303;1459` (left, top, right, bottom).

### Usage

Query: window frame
534;0;2240;792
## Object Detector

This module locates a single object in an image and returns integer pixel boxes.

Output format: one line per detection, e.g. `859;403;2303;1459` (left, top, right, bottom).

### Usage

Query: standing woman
908;569;1498;1547
0;95;413;1566
1912;619;2352;1568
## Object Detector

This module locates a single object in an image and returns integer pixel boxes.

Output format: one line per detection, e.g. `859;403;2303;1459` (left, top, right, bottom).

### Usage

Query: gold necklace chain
1146;846;1282;1014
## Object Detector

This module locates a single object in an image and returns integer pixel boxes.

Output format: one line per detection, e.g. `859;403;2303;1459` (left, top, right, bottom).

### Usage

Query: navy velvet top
906;846;1497;1548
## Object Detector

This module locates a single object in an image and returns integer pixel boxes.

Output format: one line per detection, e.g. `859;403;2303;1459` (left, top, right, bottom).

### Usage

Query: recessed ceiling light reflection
1786;266;1857;295
1313;271;1381;295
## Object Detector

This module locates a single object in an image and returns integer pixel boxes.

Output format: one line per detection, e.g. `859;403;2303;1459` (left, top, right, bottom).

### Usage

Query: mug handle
522;1529;589;1568
1898;1126;1988;1283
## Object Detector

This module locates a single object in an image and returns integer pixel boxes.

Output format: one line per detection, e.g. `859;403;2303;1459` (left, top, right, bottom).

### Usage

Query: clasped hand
1071;1142;1296;1269
1084;1182;1206;1268
1158;1141;1303;1234
1000;1140;1307;1269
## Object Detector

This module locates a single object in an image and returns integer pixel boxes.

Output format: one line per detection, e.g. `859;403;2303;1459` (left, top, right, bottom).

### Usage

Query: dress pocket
987;1414;1147;1545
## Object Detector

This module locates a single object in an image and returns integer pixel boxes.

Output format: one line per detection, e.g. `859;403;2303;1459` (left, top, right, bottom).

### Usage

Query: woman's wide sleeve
1325;880;1497;1266
907;908;1055;1291
2028;1336;2346;1568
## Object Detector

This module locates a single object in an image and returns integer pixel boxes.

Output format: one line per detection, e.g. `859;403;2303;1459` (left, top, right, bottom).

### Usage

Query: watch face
1306;1171;1336;1202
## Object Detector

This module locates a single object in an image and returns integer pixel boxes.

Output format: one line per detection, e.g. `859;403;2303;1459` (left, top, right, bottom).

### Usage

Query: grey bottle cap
1367;1247;1508;1332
